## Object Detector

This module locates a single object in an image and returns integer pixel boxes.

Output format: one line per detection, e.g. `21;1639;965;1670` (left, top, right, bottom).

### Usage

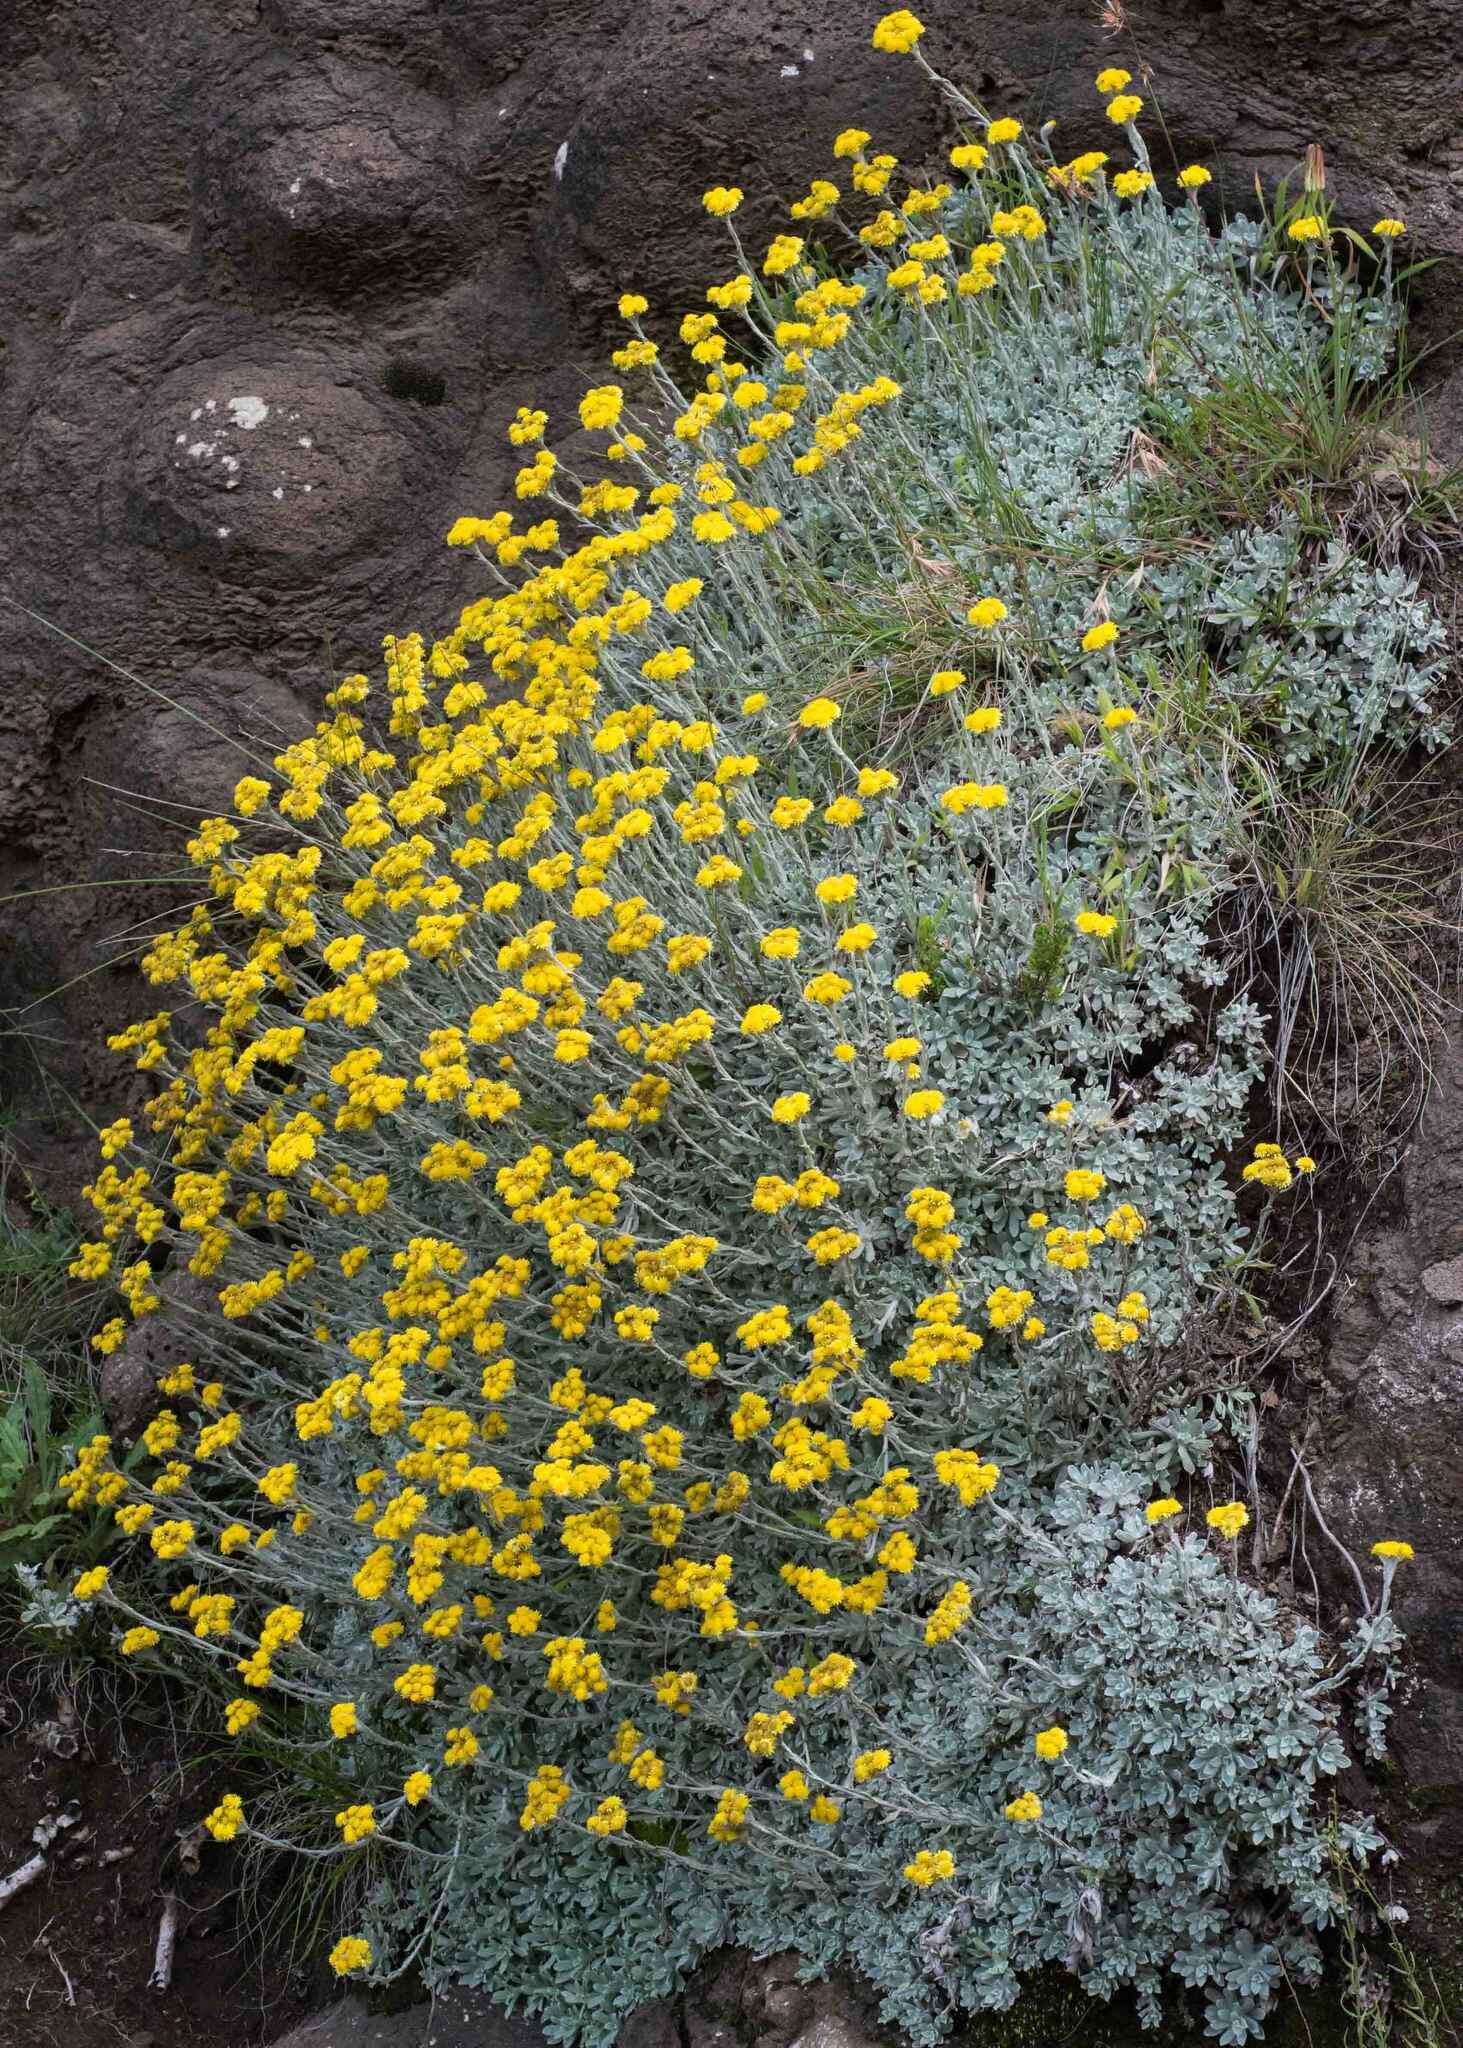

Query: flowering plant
61;21;1430;2045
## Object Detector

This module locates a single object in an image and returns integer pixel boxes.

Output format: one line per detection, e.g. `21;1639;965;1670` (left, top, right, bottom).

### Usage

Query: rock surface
101;1264;221;1434
264;1958;886;2048
265;1991;549;2048
1310;1028;1463;1942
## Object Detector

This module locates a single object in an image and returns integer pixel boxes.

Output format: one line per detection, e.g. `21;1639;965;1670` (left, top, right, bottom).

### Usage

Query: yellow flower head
1146;1497;1183;1524
904;1847;956;1885
967;596;1008;629
764;234;807;277
798;696;842;730
335;1802;376;1844
1033;1725;1068;1760
740;1003;783;1035
986;118;1022;145
1206;1501;1250;1541
871;9;925;53
940;781;1007;814
204;1792;245;1842
579;384;623;432
1081;620;1119;652
1178;165;1212;190
1371;1540;1414;1561
1095;67;1132;93
703;186;744;217
1106;93;1143;124
816;872;858;906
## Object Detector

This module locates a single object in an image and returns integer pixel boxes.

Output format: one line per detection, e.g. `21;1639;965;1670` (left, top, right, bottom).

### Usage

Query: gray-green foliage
387;1472;1370;2048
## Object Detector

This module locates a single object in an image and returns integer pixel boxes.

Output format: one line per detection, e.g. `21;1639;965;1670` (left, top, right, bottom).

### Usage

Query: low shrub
56;18;1432;2045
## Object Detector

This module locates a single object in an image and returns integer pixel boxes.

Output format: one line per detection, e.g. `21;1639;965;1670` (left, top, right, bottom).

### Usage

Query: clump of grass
0;1149;113;1596
1220;752;1459;1150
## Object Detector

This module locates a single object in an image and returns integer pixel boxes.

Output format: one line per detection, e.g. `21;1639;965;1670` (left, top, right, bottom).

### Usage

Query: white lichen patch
227;395;269;430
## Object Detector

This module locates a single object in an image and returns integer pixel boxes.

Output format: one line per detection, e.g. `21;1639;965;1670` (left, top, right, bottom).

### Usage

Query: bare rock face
263;1990;550;2048
127;360;419;577
258;1966;882;2048
683;1950;886;2048
205;55;468;291
1309;1028;1463;1937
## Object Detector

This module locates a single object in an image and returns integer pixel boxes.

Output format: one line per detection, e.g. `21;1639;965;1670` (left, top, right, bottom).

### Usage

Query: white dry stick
0;1808;83;1911
149;1892;181;1991
41;1939;76;2007
0;1851;47;1911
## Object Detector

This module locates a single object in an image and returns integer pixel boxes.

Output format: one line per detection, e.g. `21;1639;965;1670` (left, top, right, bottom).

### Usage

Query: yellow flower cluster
1241;1142;1315;1191
59;20;1353;1991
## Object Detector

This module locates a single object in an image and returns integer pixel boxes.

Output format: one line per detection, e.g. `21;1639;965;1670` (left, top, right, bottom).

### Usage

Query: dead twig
39;1936;75;2008
1297;1457;1374;1617
149;1892;181;1991
0;1806;82;1911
